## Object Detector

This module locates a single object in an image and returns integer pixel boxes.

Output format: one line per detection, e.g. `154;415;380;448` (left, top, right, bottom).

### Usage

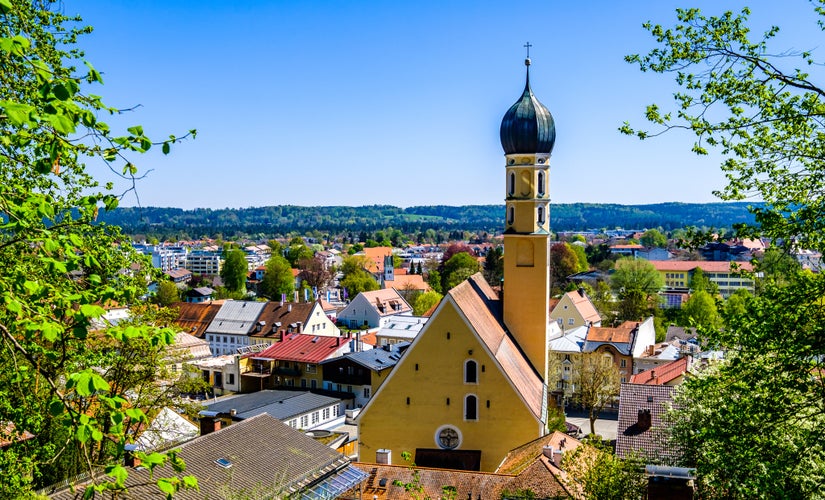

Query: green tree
689;268;719;296
561;444;646;500
679;290;720;330
259;255;294;299
550;242;580;290
0;1;196;495
757;247;801;289
154;280;181;307
285;241;313;267
340;269;379;297
639;228;667;248
426;269;443;295
722;288;751;318
441;252;480;292
221;249;248;293
573;352;621;436
627;5;825;497
610;258;664;321
483;246;503;285
569;243;589;272
341;254;370;277
413;290;443;316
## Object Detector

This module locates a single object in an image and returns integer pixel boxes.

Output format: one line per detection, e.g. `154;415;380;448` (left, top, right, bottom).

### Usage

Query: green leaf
48;399;64;417
162;142;170;155
0;101;35;126
89;373;110;394
80;303;105;318
44;112;76;134
52;83;71;101
106;464;128;487
0;0;11;14
157;478;176;496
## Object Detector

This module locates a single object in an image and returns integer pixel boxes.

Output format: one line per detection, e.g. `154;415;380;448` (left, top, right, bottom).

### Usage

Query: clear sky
71;0;820;210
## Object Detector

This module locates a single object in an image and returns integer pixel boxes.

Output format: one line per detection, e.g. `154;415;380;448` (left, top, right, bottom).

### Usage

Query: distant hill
99;202;761;238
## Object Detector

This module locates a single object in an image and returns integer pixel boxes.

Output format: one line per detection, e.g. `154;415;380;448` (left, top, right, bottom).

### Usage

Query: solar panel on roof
215;458;232;468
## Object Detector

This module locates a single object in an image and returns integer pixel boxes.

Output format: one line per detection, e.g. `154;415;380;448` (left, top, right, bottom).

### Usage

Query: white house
337;289;412;329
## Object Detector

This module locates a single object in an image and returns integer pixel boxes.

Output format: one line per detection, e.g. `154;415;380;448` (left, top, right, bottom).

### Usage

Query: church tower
499;53;555;381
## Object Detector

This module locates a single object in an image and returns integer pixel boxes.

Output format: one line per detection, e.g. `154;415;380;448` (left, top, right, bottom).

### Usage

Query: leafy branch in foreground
0;0;195;496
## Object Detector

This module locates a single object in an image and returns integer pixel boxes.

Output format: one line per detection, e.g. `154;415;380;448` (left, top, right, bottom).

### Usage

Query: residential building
322;342;410;409
202;300;268;356
151;246;187;272
164;268;192;284
202;390;348;431
609;244;645;258
582;318;656;384
358;59;555;472
190;354;242;395
172;300;223;338
549;288;602;329
633;341;682;375
630;356;692;386
374;315;428;346
185;286;213;303
184;249;221;275
239;333;350;392
249;300;341;346
337;288;413;329
547;325;588;403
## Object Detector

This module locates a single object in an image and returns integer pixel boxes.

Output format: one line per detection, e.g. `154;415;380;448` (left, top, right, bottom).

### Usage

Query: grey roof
205;300;267;335
205;390;340;421
376;316;427;340
548;325;587;353
49;414;366;499
616;383;678;463
333;342;410;372
583;340;632;356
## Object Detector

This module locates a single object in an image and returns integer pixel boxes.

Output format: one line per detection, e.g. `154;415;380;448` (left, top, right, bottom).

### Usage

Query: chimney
280;300;284;307
279;330;285;342
376;449;392;465
297;321;303;333
577;287;585;298
199;414;222;436
288;304;292;313
650;370;656;381
542;446;563;468
637;409;652;431
124;443;140;467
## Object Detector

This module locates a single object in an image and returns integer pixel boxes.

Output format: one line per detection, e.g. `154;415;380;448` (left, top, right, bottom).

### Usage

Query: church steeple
500;48;553;381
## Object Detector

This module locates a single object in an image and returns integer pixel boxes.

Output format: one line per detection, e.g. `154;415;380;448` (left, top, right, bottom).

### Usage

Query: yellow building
358;54;556;472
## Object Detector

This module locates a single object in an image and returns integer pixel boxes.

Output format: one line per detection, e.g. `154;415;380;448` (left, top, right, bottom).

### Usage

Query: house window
289;419;297;428
465;395;478;421
364;387;370;398
306;364;316;374
312;411;319;424
620;359;627;368
464;360;478;384
333;405;339;417
300;415;308;428
568;318;574;325
507;206;514;225
323;408;330;420
228;373;235;385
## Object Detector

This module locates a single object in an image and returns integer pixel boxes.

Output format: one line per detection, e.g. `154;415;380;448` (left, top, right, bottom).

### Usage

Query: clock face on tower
437;426;460;450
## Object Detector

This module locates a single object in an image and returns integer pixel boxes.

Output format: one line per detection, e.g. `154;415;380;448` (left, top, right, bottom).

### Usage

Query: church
357;53;556;472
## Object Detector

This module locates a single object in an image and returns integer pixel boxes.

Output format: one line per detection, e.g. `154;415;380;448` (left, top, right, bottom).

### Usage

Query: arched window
507;205;514;225
465;360;477;383
465;395;478;421
537;171;546;196
537;206;545;224
508;172;515;196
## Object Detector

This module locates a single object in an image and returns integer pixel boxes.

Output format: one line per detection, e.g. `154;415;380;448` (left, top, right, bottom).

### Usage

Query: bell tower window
538;171;546;196
537;206;545;225
507;205;514;225
508;172;515;196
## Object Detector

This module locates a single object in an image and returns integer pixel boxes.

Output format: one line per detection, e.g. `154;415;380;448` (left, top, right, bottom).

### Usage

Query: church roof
500;59;556;155
449;274;545;421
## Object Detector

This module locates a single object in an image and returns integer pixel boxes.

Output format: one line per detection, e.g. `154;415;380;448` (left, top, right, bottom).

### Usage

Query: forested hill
98;202;761;237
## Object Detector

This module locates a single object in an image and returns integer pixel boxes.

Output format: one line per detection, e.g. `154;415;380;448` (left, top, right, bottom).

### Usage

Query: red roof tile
649;260;753;272
630;356;690;385
245;333;346;364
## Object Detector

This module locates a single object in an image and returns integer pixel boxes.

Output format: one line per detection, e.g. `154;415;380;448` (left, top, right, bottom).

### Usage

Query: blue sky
72;0;820;209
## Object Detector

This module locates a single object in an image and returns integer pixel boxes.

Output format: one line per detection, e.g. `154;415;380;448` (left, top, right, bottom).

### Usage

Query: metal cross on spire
524;41;532;58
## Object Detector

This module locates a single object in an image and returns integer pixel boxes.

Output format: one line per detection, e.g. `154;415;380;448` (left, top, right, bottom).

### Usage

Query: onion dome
500;58;556;155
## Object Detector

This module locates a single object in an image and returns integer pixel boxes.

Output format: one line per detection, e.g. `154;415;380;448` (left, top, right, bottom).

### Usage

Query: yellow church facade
358;53;556;472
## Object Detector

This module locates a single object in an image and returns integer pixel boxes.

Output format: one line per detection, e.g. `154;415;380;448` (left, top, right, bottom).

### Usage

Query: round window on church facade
434;425;462;450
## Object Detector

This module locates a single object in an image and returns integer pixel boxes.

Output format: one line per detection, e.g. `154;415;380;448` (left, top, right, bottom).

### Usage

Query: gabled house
337;289;413;329
249;300;341;346
185;286;214;303
239;333;351;392
322;342;410;409
201;300;268;356
202;389;348;431
633;341;682;375
630;356;692;386
616;383;678;464
164;268;192;284
50;414;368;499
172;300;223;338
549;288;602;329
375;315;428;346
583;318;656;384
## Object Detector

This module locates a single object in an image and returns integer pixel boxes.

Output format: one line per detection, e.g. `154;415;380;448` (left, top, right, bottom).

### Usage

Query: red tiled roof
245;333;346;363
630;356;690;385
384;274;431;292
586;325;633;344
563;290;601;324
649;260;753;272
358;289;413;316
616;383;678;461
251;301;316;339
610;244;644;250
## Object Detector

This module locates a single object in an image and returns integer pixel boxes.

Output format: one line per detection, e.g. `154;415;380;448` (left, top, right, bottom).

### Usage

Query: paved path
564;408;619;441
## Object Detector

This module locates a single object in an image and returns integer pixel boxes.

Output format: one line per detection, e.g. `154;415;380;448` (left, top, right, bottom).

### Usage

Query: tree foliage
550;242;580;289
561;444;646;500
679;289;720;330
572;352;620;436
441;252;480;292
483;246;503;286
154;280;181;307
610;258;664;321
413;290;442;316
0;1;196;494
639;228;667;248
259;254;294;300
220;249;248;293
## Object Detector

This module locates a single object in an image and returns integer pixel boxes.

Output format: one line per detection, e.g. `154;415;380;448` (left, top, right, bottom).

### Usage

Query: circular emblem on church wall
434;425;462;450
